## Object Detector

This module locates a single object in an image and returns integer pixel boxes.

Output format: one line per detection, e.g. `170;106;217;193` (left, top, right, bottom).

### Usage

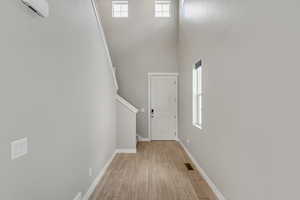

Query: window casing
155;1;171;18
112;1;128;18
193;66;202;129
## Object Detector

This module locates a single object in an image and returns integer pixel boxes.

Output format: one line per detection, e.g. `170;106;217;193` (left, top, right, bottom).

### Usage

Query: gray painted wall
97;0;179;139
116;100;137;149
0;0;116;199
179;0;300;199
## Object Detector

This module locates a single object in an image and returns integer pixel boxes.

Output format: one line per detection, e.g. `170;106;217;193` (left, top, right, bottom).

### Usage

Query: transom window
193;60;202;129
112;1;128;18
155;0;171;18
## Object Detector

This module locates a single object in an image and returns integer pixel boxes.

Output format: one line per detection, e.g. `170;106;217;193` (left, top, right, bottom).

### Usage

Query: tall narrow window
112;1;128;18
193;60;202;129
155;0;171;18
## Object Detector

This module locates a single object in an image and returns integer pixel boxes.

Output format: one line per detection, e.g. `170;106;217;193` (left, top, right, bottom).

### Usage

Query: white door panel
150;75;177;140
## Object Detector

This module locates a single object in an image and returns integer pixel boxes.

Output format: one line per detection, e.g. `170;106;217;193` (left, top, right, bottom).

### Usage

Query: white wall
116;98;137;150
0;0;116;199
179;0;300;199
97;0;179;139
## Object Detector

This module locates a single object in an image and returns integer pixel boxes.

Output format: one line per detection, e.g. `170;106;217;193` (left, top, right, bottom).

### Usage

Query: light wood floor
90;141;217;200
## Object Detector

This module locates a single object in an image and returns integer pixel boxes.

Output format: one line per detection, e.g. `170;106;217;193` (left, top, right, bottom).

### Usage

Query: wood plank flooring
90;141;217;200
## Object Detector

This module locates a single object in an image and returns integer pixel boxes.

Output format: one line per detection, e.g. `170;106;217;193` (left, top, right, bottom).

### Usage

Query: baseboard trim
178;140;226;200
82;143;225;200
116;148;137;153
82;150;117;200
137;135;151;142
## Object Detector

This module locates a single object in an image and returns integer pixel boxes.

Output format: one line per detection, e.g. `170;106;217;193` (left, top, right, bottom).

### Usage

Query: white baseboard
137;134;151;142
178;140;226;200
82;142;225;200
116;148;137;153
82;150;117;200
82;148;136;200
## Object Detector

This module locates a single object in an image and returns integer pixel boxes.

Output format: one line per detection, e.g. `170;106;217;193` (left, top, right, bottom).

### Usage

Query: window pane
112;1;128;18
121;5;128;11
197;68;202;94
156;4;162;11
163;4;169;11
161;11;169;17
196;95;201;124
197;94;202;109
155;1;171;18
114;11;120;17
198;108;202;125
193;66;202;128
121;11;128;17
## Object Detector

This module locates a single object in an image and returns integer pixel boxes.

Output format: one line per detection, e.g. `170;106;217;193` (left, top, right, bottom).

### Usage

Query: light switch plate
11;138;28;160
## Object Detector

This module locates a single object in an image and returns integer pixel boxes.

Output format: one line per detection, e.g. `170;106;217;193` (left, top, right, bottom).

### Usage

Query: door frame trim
148;73;179;141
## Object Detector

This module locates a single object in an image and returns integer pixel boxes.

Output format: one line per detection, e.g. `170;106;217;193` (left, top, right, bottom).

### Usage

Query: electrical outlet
11;138;28;160
73;192;82;200
89;168;93;177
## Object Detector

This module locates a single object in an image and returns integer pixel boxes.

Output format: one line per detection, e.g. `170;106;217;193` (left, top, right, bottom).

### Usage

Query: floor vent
184;163;194;171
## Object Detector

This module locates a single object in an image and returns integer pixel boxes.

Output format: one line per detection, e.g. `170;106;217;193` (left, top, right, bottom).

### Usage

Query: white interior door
150;74;178;140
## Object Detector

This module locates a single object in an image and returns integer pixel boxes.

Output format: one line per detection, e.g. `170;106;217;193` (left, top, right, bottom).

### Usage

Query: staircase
116;95;138;153
92;2;138;152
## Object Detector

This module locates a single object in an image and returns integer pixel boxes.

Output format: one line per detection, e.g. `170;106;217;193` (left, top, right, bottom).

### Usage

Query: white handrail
116;95;139;113
91;0;119;91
